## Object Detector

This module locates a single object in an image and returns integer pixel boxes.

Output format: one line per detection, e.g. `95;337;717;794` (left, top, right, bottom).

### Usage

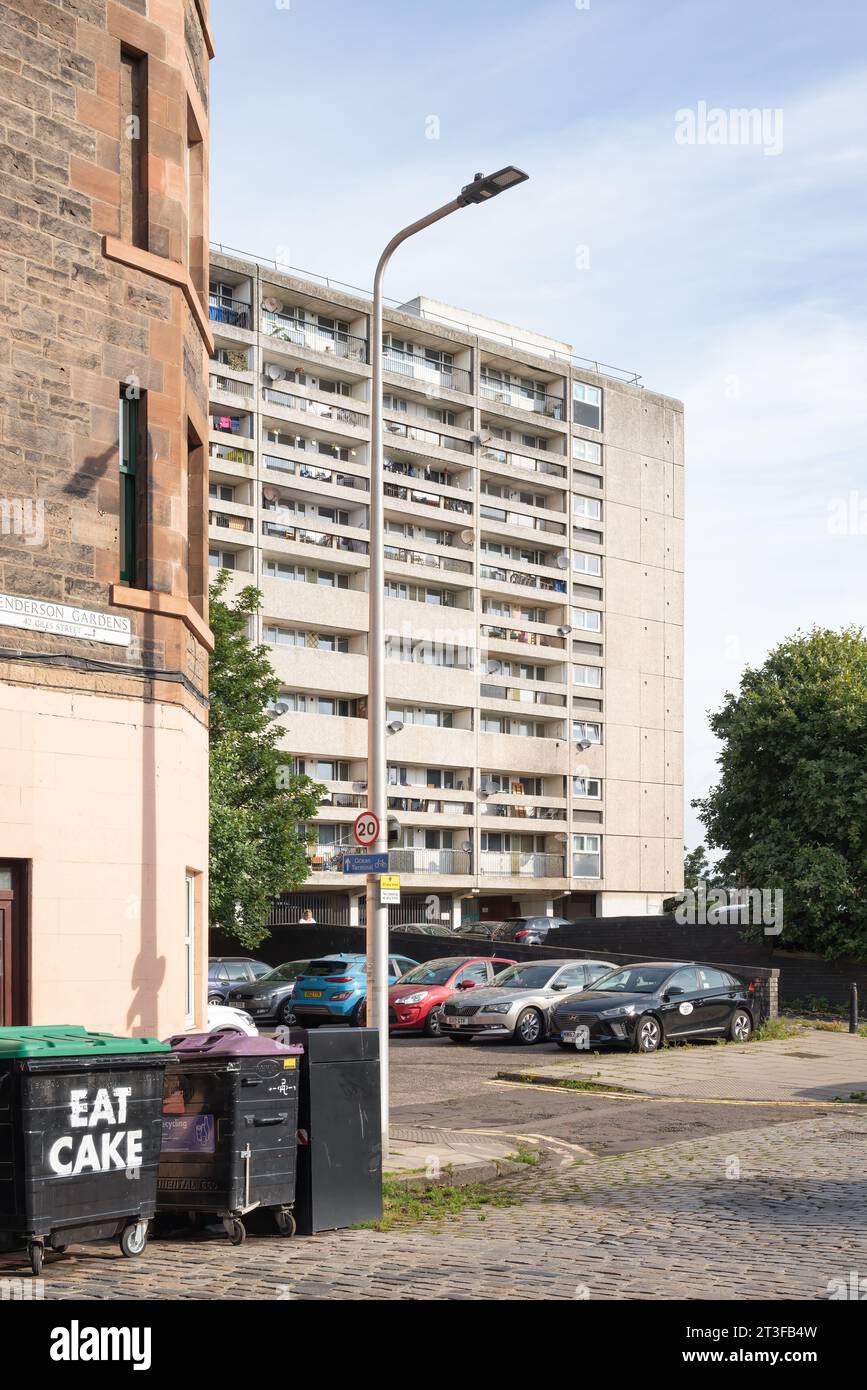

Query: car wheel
207;994;224;1006
424;1007;443;1037
349;1000;366;1027
729;1009;753;1042
633;1014;662;1053
514;1007;543;1045
279;999;296;1026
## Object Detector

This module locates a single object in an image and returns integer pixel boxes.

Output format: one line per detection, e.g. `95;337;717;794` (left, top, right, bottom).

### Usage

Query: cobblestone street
9;1112;866;1301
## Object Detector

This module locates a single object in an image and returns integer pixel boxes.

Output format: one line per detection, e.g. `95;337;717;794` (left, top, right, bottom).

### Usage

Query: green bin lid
0;1025;170;1059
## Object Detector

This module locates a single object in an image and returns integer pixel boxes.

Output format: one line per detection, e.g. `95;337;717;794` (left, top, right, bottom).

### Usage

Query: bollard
849;983;859;1035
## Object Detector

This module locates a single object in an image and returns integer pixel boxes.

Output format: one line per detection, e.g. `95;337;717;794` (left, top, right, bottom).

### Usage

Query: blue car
292;953;418;1027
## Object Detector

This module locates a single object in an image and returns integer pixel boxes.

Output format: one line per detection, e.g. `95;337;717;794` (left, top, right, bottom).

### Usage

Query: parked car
292;953;419;1027
452;920;507;940
389;956;516;1037
490;916;573;946
225;960;311;1025
439;958;615;1045
207;956;272;1004
206;1003;258;1037
550;961;755;1054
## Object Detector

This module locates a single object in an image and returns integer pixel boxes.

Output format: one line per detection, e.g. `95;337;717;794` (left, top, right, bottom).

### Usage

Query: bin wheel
275;1209;296;1237
120;1223;148;1258
229;1219;246;1246
29;1242;43;1277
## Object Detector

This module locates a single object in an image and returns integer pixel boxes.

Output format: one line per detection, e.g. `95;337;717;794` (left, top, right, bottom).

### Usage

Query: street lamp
366;166;529;1158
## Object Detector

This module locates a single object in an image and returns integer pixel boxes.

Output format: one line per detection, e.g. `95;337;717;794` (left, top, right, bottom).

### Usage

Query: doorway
0;862;28;1025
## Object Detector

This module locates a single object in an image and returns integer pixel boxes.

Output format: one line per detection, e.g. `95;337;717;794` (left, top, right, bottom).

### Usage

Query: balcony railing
262;309;368;363
263;453;369;492
209;372;253;398
384;419;473;454
479;851;566;878
262;520;369;554
384;458;471;492
384;481;472;515
304;846;472;874
480;446;567;480
480;683;566;708
479;563;567;593
480;803;566;820
209;295;251;329
210;511;253;534
384;544;472;575
210;442;253;467
262;387;366;428
383;347;471;394
480;379;563;419
481;623;565;650
387;792;472;815
479;504;565;536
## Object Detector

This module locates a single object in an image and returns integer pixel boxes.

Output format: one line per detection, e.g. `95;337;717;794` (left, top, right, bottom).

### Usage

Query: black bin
157;1033;303;1244
0;1025;169;1275
288;1026;382;1234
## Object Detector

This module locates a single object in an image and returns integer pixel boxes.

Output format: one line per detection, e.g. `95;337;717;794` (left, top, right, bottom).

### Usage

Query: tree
663;844;723;912
208;572;323;948
694;626;867;959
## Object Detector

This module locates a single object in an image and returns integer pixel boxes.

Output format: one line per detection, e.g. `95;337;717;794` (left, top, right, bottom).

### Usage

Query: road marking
444;1124;592;1160
486;1078;859;1109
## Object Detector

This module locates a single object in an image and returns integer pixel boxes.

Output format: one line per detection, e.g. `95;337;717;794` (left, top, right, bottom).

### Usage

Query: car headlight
483;1002;512;1014
396;991;429;1004
599;1004;638;1018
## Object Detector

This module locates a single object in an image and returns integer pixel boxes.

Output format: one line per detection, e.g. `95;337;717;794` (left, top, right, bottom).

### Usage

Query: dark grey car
439;958;615;1045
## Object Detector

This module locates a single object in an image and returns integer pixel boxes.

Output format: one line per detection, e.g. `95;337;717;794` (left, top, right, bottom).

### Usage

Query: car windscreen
305;959;355;977
586;966;672;993
262;961;309;983
397;960;462;985
491;963;559;989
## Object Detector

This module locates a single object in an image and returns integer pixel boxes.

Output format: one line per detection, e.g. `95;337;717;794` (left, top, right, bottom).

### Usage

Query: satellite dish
479;778;496;795
459;528;475;544
265;364;286;381
460;840;473;853
262;485;280;503
262;297;283;313
555;553;569;569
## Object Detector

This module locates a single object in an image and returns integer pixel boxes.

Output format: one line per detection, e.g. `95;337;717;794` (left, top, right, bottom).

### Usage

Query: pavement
2;1030;865;1300
499;1028;867;1103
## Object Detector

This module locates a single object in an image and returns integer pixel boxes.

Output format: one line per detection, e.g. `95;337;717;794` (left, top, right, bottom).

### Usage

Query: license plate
450;1016;466;1027
561;1029;575;1042
303;990;323;999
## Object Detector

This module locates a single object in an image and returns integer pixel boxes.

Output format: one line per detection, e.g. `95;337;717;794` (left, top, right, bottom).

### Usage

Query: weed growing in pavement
507;1145;541;1165
355;1179;520;1232
831;1091;867;1105
753;1017;804;1041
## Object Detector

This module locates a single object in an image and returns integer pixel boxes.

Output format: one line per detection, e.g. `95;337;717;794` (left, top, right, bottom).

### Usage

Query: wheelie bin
0;1025;170;1274
157;1033;303;1244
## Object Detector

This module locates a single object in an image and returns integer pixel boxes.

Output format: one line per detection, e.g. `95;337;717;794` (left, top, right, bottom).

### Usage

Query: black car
207;956;272;1004
490;916;572;945
550;961;755;1054
225;960;311;1025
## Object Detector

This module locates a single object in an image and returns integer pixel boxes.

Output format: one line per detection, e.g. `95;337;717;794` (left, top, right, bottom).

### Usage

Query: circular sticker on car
678;1002;694;1015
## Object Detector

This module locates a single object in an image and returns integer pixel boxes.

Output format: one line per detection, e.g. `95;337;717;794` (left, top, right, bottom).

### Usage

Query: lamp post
366;167;530;1159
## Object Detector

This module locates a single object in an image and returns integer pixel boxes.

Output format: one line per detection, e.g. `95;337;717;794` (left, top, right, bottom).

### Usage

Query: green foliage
663;843;725;913
208;572;323;948
694;626;867;960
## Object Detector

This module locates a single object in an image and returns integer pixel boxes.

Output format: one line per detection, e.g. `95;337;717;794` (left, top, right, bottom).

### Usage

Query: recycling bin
287;1026;382;1234
157;1033;303;1244
0;1025;169;1275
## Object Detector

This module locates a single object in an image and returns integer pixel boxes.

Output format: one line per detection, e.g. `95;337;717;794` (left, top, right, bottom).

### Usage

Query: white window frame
572;437;602;465
184;872;196;1026
573;664;602;688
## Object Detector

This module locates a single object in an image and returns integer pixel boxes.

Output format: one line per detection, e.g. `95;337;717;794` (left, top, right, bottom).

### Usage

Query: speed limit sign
353;811;380;847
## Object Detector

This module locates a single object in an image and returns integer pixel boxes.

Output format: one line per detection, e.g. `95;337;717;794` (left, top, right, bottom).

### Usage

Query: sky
209;0;867;849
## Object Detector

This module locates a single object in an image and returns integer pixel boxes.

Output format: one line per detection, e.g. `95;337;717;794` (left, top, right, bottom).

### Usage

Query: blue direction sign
343;852;389;875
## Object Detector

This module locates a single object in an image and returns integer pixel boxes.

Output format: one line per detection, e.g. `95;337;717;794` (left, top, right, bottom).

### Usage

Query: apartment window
571;608;602;633
184;873;196;1025
119;389;147;585
262;560;349;588
387;705;454;729
573;777;602;799
119;49;147;248
209;482;235;502
209;548;236;570
573;834;601;877
385;580;454;606
573;495;602;521
572;382;602;431
573;437;602;465
574;664;602;688
314;760;350;781
573;720;602;743
572;551;602;577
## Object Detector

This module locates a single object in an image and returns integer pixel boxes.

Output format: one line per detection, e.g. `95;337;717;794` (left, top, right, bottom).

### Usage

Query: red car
389;956;517;1037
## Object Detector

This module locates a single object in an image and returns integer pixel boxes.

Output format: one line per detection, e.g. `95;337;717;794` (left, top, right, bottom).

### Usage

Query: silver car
439;958;615;1045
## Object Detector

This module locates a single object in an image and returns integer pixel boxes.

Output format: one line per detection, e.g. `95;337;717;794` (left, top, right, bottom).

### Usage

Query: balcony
384;458;471;493
210;441;253;467
262;386;366;429
304;846;472;875
209;372;254;400
384;481;472;516
480;377;563;419
481;623;565;651
263;453;369;492
386;791;472;816
384;419;472;455
209;294;251;330
480;683;567;709
384;543;472;576
479;851;566;878
210;511;253;535
262;309;368;363
262;520;369;554
383;347;471;394
479;563;567;594
479;504;566;537
480;445;567;481
480;802;566;821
